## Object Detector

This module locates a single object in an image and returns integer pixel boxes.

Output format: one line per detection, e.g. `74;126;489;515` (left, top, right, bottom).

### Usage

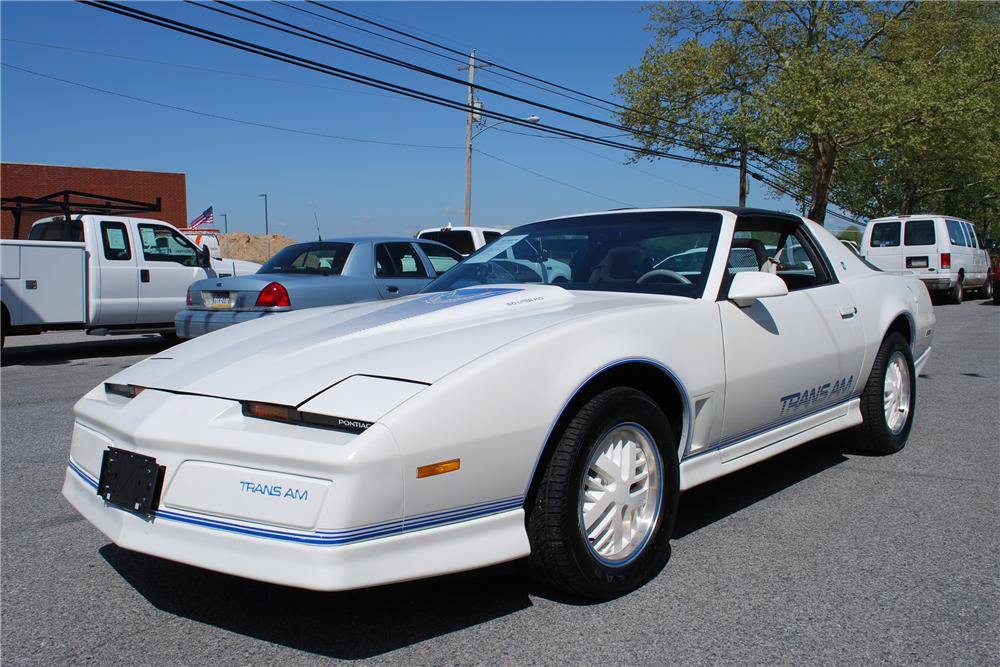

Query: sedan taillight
186;287;194;306
255;282;291;308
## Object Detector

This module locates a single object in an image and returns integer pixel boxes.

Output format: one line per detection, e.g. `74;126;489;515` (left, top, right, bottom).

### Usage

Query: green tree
831;2;1000;238
615;1;943;224
837;227;862;244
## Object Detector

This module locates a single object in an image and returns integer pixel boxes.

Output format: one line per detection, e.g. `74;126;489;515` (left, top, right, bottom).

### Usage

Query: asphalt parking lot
2;301;997;666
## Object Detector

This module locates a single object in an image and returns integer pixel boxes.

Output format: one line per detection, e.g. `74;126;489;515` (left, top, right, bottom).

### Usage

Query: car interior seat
589;246;650;283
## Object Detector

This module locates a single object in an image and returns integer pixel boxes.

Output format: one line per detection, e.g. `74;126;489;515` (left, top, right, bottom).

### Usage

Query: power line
309;1;735;145
0;62;462;150
188;0;733;156
494;127;724;200
3;62;644;209
474;149;635;207
0;36;399;100
80;0;735;168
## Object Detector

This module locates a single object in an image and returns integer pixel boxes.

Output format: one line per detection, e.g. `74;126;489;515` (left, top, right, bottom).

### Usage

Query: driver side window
729;224;831;292
138;224;199;267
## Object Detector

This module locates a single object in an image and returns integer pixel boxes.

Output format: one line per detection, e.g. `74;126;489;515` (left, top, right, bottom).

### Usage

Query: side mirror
728;271;788;307
199;245;212;269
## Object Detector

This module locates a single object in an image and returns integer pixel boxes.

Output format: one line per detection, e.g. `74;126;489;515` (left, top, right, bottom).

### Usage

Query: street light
464;114;540;227
258;193;270;257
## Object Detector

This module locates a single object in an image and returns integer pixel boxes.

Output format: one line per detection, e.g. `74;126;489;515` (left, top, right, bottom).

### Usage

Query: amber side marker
416;459;461;479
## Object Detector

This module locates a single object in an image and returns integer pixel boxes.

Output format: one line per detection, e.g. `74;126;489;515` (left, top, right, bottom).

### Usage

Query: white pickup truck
1;215;257;345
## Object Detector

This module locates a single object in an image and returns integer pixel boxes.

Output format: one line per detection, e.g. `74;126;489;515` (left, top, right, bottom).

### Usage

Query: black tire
526;387;679;599
979;275;993;300
993;281;1000;305
159;331;181;343
851;332;915;455
947;279;963;304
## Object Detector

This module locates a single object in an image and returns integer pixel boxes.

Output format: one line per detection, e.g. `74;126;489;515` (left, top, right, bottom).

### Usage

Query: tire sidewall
870;333;916;451
561;389;679;597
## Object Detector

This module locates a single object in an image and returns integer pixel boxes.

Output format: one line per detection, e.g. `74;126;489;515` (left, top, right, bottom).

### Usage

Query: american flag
189;206;214;229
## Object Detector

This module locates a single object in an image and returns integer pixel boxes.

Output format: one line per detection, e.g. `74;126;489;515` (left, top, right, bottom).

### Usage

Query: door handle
838;306;857;319
386;286;400;294
140;269;150;283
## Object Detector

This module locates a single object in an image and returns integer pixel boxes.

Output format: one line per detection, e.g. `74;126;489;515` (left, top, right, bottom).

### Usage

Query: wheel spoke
578;424;663;563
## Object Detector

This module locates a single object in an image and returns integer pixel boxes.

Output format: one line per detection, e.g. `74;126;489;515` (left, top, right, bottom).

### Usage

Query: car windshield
259;242;353;275
422;211;722;298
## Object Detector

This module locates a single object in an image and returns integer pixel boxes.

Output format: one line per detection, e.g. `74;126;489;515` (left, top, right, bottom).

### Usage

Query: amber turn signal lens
243;401;296;421
416;459;461;479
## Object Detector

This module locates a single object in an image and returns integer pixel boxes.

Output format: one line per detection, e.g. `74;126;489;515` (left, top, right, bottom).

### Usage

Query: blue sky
2;1;840;241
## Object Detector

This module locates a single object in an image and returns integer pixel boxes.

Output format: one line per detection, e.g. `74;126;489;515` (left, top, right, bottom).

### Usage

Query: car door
963;221;987;284
718;224;864;461
373;242;431;299
92;220;138;325
134;221;211;323
865;220;903;271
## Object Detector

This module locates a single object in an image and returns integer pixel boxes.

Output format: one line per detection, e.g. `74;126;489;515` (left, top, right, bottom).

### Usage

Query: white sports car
63;207;935;599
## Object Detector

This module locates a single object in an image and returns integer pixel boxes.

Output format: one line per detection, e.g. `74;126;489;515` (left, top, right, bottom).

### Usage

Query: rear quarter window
946;220;968;246
904;220;935;246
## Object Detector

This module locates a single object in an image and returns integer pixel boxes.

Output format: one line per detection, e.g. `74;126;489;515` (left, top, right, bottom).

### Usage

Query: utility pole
738;142;749;207
462;51;476;227
220;213;228;233
459;51;490;227
258;193;270;257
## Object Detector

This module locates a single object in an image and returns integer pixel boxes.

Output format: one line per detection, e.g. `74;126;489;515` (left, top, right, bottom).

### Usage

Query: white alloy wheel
883;351;912;435
580;423;662;564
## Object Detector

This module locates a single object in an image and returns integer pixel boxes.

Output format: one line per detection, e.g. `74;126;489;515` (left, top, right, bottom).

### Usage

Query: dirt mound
219;232;297;263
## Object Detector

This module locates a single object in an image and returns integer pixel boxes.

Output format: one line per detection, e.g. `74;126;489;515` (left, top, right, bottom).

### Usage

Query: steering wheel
473;260;519;284
636;269;693;285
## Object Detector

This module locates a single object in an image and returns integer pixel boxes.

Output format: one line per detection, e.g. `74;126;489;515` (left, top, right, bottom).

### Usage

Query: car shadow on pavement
100;545;534;660
1;336;173;367
674;434;848;539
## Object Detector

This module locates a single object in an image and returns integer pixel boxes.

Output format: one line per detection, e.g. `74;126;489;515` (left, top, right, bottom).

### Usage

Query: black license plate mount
97;447;165;518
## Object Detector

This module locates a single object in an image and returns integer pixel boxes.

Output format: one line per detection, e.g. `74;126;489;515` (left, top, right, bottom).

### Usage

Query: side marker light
416;459;461;479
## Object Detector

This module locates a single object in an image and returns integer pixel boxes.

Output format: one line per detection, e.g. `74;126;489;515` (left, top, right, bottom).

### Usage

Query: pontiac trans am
62;208;935;599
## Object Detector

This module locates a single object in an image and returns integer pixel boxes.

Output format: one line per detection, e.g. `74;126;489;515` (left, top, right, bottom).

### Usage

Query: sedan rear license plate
907;257;929;268
210;293;234;309
97;447;165;517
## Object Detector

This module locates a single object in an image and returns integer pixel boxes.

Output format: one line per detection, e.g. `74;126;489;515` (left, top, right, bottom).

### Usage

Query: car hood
111;285;687;405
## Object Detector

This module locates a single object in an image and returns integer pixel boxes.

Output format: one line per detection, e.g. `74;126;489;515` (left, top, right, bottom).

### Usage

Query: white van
416;224;504;256
861;214;991;303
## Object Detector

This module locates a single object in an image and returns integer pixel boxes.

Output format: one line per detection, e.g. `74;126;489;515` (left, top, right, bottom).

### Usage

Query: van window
945;220;967;246
871;222;901;247
483;231;502;244
904;219;935;246
100;221;132;261
963;222;980;249
138;224;199;266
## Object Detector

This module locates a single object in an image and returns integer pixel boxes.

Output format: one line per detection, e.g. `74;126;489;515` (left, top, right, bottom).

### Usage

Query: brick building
1;163;187;239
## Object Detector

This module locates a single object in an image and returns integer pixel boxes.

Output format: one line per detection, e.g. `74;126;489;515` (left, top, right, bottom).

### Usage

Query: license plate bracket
97;447;166;517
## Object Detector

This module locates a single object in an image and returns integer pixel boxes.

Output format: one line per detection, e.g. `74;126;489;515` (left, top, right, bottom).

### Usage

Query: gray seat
589;246;648;283
730;238;768;271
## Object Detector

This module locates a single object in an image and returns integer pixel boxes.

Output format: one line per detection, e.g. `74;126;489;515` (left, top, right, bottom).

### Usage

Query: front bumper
61;388;529;590
174;309;273;338
63;463;526;591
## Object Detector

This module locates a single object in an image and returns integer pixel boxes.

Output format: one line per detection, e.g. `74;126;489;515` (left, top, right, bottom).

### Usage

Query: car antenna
313;212;322;241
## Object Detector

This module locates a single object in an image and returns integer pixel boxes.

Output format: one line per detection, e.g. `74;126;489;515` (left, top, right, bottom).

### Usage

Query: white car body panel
63;208;934;591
